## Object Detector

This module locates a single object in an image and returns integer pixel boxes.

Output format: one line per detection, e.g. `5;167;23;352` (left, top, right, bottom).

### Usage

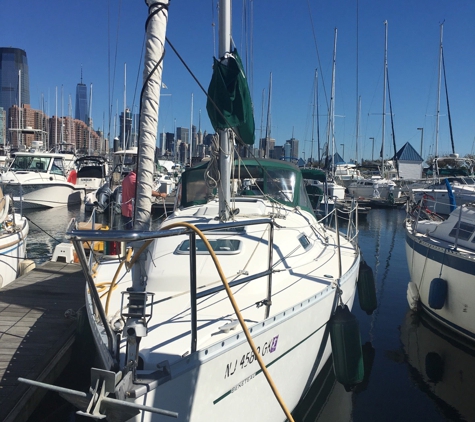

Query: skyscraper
0;48;30;112
75;69;88;124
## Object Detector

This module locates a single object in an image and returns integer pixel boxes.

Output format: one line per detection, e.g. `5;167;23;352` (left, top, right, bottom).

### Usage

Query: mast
264;72;272;158
218;0;232;221
55;87;58;149
61;85;64;146
355;0;360;165
68;94;72;146
18;70;22;147
123;63;126;150
329;28;337;177
317;70;321;166
435;22;443;160
88;84;93;154
134;0;169;230
259;88;265;156
356;95;361;164
381;20;388;177
189;93;193;165
311;69;317;162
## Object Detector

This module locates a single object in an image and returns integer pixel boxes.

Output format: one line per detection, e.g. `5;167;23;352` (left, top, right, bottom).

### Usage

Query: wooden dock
0;261;85;422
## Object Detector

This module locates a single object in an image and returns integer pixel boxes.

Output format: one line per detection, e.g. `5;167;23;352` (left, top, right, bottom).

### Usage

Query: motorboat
405;201;475;342
1;151;86;209
333;163;364;188
74;155;109;193
348;176;401;201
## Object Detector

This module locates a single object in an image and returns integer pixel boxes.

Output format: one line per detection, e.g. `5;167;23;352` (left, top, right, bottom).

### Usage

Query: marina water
24;205;475;421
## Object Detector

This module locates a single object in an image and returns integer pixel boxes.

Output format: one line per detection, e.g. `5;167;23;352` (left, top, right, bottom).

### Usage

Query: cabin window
10;156;32;170
176;238;242;255
50;158;65;175
449;222;475;241
28;157;51;173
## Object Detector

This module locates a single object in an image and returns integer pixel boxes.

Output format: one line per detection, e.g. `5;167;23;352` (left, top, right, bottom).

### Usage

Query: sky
1;0;475;163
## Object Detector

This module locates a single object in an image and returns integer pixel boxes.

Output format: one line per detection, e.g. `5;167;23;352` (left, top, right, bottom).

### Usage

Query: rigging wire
306;0;329;115
108;0;122;143
441;47;455;154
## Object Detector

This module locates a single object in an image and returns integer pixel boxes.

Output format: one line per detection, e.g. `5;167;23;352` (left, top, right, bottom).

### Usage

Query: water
23;207;475;421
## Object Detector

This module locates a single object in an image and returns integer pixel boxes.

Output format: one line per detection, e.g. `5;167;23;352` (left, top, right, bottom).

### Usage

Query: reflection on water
293;358;353;422
24;205;84;264
400;309;475;422
24;205;164;265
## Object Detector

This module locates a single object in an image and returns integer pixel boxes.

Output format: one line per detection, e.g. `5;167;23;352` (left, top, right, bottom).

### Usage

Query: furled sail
206;48;255;145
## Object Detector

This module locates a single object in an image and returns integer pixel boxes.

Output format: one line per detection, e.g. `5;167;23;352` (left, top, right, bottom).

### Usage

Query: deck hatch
175;238;242;255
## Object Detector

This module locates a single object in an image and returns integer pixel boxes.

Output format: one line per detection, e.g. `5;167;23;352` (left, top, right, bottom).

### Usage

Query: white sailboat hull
87;251;359;421
411;186;475;216
85;196;360;421
405;221;475;341
0;214;29;288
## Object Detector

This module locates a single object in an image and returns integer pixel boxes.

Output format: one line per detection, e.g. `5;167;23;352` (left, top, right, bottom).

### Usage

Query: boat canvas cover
206;48;255;145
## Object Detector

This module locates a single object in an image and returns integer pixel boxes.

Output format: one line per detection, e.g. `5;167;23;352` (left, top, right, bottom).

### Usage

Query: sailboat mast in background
381;20;388;176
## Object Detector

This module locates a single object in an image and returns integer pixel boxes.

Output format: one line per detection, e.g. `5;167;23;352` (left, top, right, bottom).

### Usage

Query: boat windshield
10;155;51;173
178;160;314;213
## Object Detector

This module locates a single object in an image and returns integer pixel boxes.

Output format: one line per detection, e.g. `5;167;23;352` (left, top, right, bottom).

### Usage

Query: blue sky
1;0;474;162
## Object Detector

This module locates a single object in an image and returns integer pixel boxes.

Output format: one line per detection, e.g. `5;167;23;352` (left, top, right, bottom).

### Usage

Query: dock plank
0;260;86;422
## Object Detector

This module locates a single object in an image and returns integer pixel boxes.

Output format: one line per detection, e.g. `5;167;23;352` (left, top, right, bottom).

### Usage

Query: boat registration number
224;335;279;379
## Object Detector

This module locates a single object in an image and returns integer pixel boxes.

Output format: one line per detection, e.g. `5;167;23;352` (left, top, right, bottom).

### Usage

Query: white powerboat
74;155;109;193
0;186;30;288
405;202;475;342
1;151;85;209
333;163;364;188
348;176;401;201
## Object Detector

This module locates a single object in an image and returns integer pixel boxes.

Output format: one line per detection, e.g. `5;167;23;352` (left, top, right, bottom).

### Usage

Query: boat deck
0;261;85;422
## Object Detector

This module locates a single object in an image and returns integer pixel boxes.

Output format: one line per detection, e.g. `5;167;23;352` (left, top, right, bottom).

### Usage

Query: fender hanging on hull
357;260;377;315
329;305;364;389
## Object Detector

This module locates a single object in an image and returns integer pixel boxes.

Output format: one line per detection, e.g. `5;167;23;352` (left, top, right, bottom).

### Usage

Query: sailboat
347;21;401;202
409;23;475;215
0;186;30;288
19;1;362;420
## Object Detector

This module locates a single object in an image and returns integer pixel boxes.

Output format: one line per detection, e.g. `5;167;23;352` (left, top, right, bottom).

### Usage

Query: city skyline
1;1;474;162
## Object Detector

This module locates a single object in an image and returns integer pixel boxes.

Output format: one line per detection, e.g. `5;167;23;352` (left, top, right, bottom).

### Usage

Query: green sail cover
206;49;255;145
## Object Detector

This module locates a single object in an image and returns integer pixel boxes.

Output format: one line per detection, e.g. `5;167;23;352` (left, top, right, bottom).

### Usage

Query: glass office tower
0;48;30;112
75;82;88;124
